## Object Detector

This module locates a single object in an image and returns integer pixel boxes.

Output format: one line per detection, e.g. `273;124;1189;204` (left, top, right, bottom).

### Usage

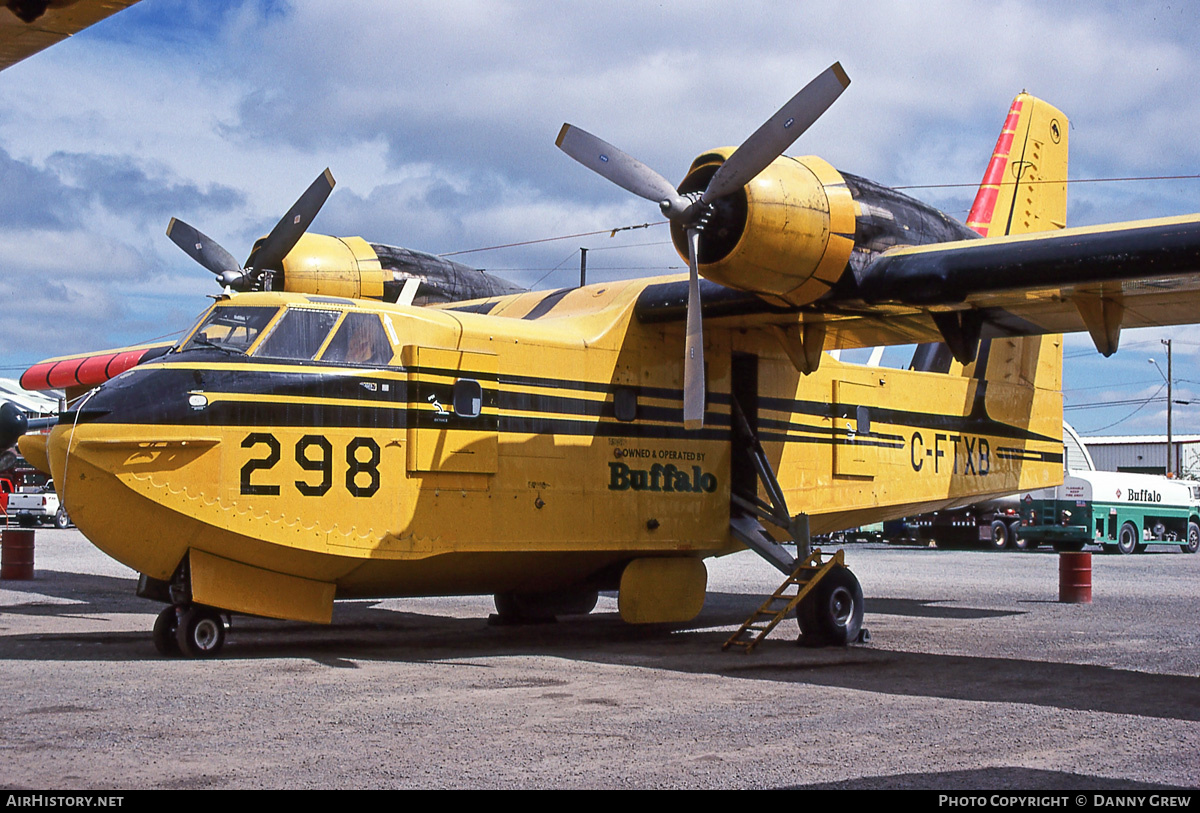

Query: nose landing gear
143;557;230;658
152;604;228;658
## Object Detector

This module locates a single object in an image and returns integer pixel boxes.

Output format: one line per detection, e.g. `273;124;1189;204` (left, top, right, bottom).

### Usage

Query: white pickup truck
7;480;71;529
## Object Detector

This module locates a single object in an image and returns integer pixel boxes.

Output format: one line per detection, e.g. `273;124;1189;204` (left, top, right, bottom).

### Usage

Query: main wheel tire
989;520;1011;551
1183;521;1200;554
175;606;226;657
797;566;864;647
494;589;599;621
53;508;70;530
152;606;180;656
16;514;34;528
1117;522;1140;555
1010;521;1034;550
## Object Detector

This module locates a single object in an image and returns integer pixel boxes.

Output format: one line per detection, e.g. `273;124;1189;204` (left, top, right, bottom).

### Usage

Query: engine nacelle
274;233;386;299
670;150;856;306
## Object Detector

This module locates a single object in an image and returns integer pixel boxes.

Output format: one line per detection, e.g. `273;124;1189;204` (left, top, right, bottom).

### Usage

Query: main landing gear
724;395;869;652
796;564;865;647
152;605;228;657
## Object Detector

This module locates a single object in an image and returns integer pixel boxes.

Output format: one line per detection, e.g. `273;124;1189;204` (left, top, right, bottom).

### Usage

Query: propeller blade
556;124;686;212
702;62;850;203
249;168;336;272
683;227;705;430
166;218;241;278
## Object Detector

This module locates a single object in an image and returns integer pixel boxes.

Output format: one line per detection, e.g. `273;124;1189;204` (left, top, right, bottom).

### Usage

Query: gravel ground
0;529;1196;790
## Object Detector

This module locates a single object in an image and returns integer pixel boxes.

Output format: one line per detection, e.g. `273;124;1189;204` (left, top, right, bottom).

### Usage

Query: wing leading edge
834;213;1200;356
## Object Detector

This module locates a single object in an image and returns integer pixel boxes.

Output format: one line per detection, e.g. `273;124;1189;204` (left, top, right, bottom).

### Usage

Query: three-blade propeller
556;62;849;429
167;169;336;292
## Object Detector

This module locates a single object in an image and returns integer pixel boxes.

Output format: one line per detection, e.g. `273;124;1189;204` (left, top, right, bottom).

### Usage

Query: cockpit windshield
253;308;340;360
180;306;278;354
320;312;394;366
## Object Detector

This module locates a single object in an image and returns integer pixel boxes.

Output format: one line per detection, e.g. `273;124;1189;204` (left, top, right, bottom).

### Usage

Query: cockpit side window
254;308;341;360
180;306;278;354
320;312;394;366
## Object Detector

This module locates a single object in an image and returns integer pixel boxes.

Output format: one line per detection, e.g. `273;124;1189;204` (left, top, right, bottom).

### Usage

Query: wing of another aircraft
20;339;172;393
0;1;139;71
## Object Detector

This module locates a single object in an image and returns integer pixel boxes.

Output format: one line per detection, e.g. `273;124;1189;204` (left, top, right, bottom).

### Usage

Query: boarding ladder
722;548;844;653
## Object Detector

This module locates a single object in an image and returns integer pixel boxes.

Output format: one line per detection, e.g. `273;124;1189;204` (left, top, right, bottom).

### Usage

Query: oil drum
1058;551;1092;603
0;528;34;580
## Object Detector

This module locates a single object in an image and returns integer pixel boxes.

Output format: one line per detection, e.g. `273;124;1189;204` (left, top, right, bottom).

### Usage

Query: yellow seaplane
7;60;1200;658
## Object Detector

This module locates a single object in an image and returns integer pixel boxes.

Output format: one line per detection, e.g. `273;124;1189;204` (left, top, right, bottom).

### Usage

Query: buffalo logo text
608;462;717;493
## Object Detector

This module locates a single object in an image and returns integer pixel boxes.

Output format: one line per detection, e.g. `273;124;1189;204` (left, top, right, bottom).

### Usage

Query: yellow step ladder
722;548;844;653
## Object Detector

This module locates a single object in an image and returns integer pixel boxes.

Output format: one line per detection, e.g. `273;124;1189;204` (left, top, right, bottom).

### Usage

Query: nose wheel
152;606;180;656
152;605;227;657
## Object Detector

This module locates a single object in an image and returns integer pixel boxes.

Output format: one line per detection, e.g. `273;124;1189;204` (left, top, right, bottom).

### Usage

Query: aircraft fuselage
42;276;1065;625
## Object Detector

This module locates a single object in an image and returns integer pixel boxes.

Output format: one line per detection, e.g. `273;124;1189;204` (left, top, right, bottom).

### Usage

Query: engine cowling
274;233;386;299
670;150;856;306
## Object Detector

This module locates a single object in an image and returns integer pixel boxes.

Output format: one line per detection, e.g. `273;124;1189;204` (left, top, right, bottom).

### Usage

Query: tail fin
966;92;1068;237
967;93;1068;446
911;94;1070;377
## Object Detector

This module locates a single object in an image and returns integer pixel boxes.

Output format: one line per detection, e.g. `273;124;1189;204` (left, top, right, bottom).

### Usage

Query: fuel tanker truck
1019;471;1200;554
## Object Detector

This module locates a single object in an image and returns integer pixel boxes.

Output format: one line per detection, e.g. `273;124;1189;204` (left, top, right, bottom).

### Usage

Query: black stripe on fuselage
521;288;573;320
444;300;500;315
71;355;1059;449
995;447;1065;464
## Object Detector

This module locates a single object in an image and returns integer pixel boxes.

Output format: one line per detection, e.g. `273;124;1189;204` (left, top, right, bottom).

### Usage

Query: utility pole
1164;338;1173;476
580;247;587;288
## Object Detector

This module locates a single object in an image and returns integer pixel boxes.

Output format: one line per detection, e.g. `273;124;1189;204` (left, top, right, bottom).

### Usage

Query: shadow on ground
1;570;1197;724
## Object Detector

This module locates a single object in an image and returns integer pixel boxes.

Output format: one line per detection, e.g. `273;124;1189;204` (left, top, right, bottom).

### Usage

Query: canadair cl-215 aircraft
9;61;1200;658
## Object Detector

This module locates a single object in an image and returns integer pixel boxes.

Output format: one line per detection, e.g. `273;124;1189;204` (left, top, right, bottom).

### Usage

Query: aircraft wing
21;339;173;392
637;213;1200;359
0;1;139;71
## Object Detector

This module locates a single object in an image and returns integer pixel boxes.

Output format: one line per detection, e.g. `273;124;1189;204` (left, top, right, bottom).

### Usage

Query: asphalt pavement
0;529;1196;790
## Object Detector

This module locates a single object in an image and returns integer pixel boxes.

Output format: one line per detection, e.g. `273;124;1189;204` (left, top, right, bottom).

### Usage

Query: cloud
0;145;83;228
0;0;1197;443
45;152;245;224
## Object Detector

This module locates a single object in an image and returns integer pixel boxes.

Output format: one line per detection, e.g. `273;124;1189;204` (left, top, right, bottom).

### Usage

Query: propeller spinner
556;63;849;429
167;169;336;292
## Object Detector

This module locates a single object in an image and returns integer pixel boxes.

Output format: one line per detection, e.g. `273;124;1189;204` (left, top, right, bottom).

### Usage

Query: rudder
969;93;1067;456
966;92;1068;237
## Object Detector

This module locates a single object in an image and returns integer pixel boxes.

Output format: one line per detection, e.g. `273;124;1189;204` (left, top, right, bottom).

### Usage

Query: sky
0;0;1198;437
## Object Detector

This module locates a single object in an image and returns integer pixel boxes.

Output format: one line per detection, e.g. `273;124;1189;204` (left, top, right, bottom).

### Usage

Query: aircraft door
730;352;758;513
832;379;876;478
406;347;498;474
